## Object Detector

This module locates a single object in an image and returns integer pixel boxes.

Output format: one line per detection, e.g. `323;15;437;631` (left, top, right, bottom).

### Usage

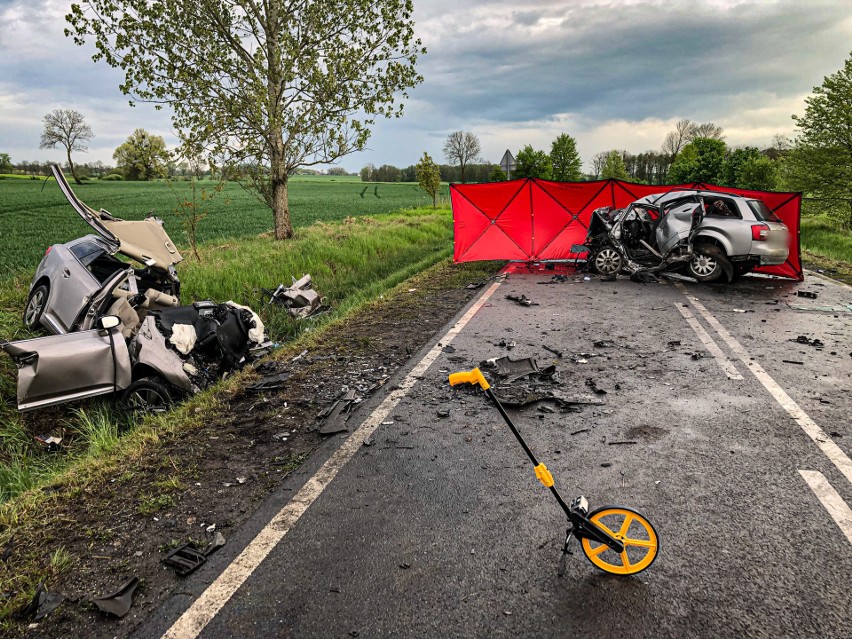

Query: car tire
688;245;731;283
121;377;173;412
592;246;623;277
24;283;49;331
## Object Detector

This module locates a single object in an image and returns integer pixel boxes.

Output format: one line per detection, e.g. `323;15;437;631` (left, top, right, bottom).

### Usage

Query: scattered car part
481;356;539;382
318;389;358;435
34;433;64;451
163;544;207;577
13;581;65;621
448;368;659;576
91;576;139;618
506;294;538;307
790;335;824;349
543;345;563;358
796;290;818;299
266;274;325;318
205;532;227;556
246;371;291;394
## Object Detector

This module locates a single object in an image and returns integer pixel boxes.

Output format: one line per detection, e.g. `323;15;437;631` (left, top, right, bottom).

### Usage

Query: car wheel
121;377;172;412
592;246;623;277
24;284;49;331
688;245;731;283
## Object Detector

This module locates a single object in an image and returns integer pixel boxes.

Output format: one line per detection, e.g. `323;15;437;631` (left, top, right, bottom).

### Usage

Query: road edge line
160;279;504;639
799;470;852;547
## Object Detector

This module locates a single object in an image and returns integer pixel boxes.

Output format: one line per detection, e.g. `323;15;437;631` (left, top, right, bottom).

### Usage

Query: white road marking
799;470;852;547
161;279;504;639
674;282;852;486
674;303;743;379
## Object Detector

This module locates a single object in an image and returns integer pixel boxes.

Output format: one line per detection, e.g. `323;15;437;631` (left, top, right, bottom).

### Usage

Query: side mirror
97;315;121;330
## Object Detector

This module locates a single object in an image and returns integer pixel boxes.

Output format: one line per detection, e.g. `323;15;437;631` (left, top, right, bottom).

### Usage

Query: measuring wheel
580;506;659;575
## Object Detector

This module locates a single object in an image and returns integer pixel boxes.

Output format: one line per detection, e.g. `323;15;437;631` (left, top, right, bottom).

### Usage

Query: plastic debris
318;389;358;435
506;294;538;307
91;577;139;618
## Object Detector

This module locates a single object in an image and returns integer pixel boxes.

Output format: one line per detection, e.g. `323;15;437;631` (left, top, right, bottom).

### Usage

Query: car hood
50;164;183;271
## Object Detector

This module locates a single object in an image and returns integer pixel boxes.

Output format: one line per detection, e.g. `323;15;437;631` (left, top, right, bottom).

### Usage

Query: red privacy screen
451;178;802;280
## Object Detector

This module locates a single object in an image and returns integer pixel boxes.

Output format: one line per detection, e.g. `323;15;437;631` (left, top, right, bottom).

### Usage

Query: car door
655;196;701;255
0;324;132;412
48;243;104;332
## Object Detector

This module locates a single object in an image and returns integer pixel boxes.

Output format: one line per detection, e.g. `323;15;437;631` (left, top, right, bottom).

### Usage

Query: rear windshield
70;240;106;266
747;200;781;223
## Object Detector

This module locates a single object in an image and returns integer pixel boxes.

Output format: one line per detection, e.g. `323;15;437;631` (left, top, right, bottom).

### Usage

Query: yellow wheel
580;506;658;575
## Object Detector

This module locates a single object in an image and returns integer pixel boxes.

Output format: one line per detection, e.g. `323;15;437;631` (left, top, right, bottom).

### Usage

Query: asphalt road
135;268;852;639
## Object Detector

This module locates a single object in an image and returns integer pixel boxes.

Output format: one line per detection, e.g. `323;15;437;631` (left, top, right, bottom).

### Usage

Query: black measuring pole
485;387;573;517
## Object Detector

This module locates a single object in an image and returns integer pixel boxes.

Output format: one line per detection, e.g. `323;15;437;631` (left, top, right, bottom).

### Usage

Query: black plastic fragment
92;577;139;618
163;544;207;576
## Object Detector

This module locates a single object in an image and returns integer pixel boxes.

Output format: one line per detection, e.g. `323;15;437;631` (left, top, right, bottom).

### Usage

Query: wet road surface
136;269;852;639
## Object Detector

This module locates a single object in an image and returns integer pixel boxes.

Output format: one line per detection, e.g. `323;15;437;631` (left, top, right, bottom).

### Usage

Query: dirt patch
3;260;502;639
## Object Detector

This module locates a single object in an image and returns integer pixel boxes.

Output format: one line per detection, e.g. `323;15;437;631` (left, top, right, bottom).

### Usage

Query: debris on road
91;577;139;618
593;339;616;348
317;389;359;435
782;360;804;365
607;441;638;446
498;339;516;350
796;290;818;299
481;355;540;382
246;371;291;394
585;378;608;395
571;428;590;436
163;543;207;576
543;345;563;358
506;294;538;307
790;335;824;349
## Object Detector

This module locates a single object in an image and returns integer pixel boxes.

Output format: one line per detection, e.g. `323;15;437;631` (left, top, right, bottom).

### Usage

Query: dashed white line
674;282;852;487
799;470;852;547
674;302;743;379
161;279;504;639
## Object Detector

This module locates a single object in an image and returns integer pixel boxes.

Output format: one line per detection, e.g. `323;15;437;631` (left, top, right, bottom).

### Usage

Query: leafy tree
327;167;349;177
38;108;93;185
0;153;12;173
600;150;628;180
443;131;481;183
720;146;761;186
360;164;376;183
415;152;441;208
737;155;777;191
113;129;171;180
550;133;582;181
514;145;552;179
784;50;852;225
488;166;507;182
667;138;727;184
67;0;424;240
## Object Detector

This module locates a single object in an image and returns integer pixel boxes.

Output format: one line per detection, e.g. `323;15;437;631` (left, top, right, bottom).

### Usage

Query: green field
0;176;451;278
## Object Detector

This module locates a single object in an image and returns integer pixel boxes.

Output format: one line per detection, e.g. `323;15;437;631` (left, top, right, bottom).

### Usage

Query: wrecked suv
23;163;182;335
583;190;789;283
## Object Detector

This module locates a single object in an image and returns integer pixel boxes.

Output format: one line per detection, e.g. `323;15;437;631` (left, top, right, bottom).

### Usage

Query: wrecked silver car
582;190;789;283
24;163;183;334
2;301;266;412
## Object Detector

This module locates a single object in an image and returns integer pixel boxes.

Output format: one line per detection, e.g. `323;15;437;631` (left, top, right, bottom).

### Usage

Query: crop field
0;176;451;278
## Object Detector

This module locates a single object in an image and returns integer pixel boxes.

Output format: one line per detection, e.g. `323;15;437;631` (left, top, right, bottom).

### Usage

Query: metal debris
782;360;804;365
91;577;139;618
246;371;291;393
267;274;327;317
481;356;539;382
796;290;818;299
585;378;607;395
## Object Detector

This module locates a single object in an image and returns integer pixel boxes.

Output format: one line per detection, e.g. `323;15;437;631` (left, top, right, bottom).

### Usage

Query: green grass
0;176;451;278
800;215;852;264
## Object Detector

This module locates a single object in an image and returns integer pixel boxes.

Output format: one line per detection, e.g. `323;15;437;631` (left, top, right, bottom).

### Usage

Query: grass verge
800;215;852;285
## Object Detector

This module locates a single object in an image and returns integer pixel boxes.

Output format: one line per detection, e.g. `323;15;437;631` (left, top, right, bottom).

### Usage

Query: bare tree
688;122;725;141
591;151;609;179
39;109;93;185
443;131;481;183
661;118;693;160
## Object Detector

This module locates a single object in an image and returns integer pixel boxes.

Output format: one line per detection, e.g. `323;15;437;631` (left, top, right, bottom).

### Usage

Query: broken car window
747;199;781;223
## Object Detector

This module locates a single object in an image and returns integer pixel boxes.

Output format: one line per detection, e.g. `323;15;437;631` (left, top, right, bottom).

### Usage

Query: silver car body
633;190;789;266
27;164;183;335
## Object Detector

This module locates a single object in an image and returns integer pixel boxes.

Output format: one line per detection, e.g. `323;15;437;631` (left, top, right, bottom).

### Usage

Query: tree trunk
270;139;293;240
460;163;465;184
67;148;81;185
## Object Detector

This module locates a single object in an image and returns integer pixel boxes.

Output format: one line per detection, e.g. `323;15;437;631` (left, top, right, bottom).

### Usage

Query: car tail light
45;246;52;256
751;224;769;241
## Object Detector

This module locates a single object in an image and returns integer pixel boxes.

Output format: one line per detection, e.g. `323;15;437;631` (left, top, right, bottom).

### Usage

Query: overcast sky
1;0;850;172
